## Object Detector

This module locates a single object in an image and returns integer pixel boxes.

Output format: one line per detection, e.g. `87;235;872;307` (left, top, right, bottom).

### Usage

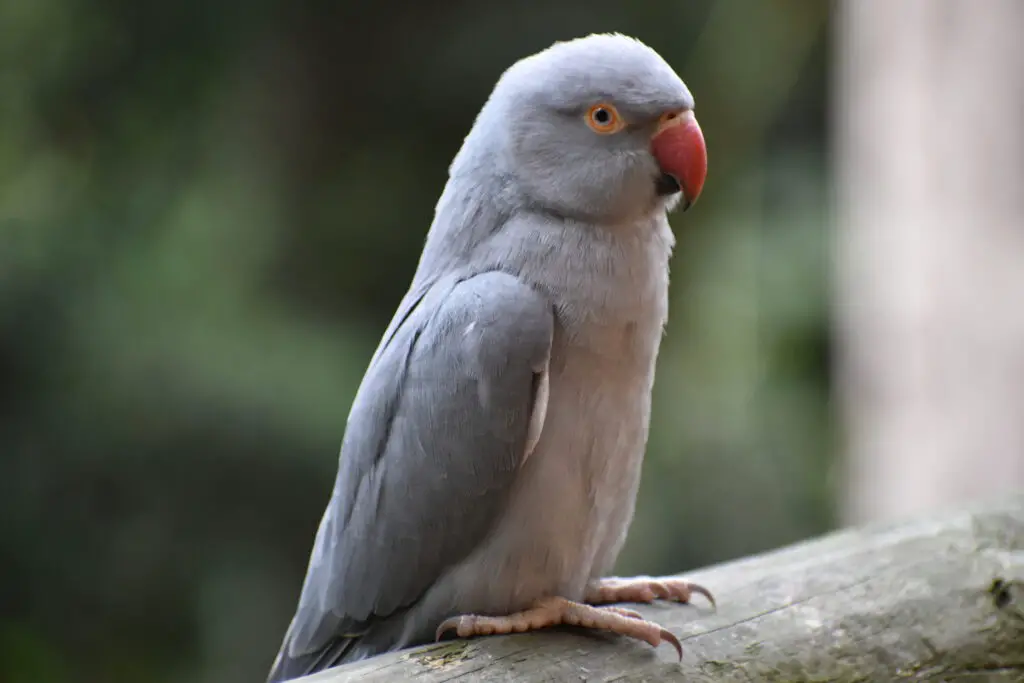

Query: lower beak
650;110;707;210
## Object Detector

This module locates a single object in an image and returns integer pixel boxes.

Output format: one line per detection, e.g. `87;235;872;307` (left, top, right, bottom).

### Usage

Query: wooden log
295;495;1024;682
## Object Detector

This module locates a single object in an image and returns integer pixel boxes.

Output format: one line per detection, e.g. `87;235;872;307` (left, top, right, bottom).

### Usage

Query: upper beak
650;110;707;210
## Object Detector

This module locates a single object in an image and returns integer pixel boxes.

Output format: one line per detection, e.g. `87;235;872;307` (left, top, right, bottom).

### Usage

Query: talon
689;582;716;608
661;628;683;660
435;616;460;641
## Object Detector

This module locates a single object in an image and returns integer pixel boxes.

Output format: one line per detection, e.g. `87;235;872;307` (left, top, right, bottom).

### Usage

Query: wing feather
268;271;554;681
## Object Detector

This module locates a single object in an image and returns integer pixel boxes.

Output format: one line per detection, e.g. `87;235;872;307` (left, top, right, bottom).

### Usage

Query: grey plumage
269;33;699;682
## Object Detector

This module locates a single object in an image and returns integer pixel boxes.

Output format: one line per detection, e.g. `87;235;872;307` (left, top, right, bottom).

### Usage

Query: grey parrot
268;33;711;682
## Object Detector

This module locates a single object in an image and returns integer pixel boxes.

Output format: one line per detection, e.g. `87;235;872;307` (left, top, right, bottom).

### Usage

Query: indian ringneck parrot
268;33;711;682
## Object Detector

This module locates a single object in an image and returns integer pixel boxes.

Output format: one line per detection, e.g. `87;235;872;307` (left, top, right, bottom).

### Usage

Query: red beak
650;110;707;210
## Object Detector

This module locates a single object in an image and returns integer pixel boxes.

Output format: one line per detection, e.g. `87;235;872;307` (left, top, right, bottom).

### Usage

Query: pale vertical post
835;0;1024;524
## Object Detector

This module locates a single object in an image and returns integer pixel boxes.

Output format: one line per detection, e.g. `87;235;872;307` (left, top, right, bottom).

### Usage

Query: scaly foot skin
585;576;716;608
435;595;683;659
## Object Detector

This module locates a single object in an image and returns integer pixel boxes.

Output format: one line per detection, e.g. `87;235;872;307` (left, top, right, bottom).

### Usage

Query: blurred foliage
0;1;834;681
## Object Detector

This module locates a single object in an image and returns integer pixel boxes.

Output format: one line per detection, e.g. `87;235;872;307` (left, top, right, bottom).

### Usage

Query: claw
689;582;716;608
660;627;683;661
435;616;461;641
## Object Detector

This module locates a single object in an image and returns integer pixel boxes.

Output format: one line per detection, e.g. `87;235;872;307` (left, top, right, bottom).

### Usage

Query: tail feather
267;611;421;682
267;635;359;683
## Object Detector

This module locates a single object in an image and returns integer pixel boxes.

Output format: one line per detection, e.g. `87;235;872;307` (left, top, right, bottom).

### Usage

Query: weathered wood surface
296;495;1024;682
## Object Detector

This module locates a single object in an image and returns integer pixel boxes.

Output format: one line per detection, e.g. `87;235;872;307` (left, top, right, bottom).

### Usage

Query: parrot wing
270;270;554;679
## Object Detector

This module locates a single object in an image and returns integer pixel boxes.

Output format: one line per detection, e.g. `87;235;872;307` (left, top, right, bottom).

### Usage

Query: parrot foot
435;596;682;659
585;576;716;608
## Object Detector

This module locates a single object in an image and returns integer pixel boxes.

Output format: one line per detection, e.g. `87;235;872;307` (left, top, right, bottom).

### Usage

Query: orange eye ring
585;103;624;134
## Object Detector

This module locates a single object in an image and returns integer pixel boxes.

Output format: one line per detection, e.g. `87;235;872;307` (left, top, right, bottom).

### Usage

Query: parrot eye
585;103;624;134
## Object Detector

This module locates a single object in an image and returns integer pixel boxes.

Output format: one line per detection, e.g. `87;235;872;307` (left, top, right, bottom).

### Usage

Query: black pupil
593;108;610;124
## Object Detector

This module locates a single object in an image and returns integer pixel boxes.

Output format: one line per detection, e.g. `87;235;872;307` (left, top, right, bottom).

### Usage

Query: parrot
268;32;712;682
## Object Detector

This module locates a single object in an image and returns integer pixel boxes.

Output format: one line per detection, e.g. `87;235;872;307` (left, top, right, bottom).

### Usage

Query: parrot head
453;33;706;224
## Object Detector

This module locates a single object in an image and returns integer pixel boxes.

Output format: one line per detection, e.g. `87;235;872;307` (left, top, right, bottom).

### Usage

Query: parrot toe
435;596;683;660
600;605;646;620
585;576;716;608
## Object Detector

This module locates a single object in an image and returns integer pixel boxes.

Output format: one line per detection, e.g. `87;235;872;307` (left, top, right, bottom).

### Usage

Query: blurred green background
0;1;833;681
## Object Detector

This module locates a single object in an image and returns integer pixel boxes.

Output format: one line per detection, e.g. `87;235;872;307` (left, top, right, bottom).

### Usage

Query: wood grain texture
293;495;1024;682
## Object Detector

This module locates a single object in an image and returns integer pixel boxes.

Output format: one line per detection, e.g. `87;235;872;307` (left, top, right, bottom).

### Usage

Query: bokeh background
3;1;1021;682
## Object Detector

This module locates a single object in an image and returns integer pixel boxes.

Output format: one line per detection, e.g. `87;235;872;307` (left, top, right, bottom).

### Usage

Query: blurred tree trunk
835;0;1024;525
